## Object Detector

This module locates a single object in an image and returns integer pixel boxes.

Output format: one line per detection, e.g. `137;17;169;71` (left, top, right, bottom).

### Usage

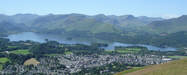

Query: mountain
0;21;28;36
0;13;164;37
11;14;39;25
0;13;164;34
1;13;187;48
138;16;163;23
30;14;116;33
149;15;187;33
0;14;38;36
0;14;12;22
28;14;163;34
0;14;39;26
116;58;187;75
149;31;187;47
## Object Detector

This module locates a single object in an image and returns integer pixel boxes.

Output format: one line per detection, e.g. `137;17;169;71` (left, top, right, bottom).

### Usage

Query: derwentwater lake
6;32;176;51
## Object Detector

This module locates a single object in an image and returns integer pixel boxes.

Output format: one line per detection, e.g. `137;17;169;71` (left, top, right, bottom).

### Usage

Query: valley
0;37;186;75
1;14;187;49
1;0;187;75
0;13;187;75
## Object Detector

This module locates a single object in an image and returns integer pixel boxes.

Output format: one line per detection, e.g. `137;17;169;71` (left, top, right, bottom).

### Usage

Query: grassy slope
149;16;187;33
116;58;187;75
115;67;144;75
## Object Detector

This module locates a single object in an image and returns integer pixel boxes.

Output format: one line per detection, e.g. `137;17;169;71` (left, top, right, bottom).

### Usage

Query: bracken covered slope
116;58;187;75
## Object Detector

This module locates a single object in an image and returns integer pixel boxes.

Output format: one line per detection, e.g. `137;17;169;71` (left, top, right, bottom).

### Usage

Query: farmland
9;49;30;55
0;57;10;70
115;47;143;54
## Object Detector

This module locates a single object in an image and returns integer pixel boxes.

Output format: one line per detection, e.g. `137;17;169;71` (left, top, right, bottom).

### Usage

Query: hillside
0;14;39;24
0;14;163;34
0;21;28;37
31;14;119;33
116;58;187;75
149;15;187;33
2;14;187;48
0;13;164;35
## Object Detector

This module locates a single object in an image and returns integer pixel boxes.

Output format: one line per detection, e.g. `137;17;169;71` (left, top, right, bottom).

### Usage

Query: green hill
116;58;187;75
0;21;28;36
149;15;187;33
0;13;163;36
2;13;187;48
29;14;162;34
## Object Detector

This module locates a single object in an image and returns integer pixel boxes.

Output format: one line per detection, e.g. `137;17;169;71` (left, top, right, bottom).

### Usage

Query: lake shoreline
4;32;177;51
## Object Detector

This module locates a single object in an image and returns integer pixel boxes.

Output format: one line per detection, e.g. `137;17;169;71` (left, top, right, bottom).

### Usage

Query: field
116;48;141;53
116;58;187;75
168;56;187;59
8;46;18;49
64;51;73;55
0;57;10;64
0;65;3;70
45;51;73;56
0;57;10;70
9;49;30;55
104;50;113;53
45;54;62;56
24;58;40;66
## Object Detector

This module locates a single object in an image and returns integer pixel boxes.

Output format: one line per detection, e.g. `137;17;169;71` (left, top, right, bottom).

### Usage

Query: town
0;38;186;75
1;53;171;75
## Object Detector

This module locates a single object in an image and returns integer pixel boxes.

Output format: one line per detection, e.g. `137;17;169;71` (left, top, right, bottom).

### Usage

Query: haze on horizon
0;0;187;19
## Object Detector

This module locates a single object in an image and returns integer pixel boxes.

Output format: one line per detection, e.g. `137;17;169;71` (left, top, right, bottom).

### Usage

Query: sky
0;0;187;18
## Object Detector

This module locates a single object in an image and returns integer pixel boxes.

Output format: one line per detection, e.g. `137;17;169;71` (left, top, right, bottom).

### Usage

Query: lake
6;32;176;51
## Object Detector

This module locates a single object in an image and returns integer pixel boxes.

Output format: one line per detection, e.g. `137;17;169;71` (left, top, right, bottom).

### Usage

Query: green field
168;56;187;59
104;50;115;53
64;51;73;55
44;51;72;56
0;57;10;64
0;57;10;70
44;54;62;56
10;49;30;55
116;48;141;53
7;46;18;49
0;65;3;70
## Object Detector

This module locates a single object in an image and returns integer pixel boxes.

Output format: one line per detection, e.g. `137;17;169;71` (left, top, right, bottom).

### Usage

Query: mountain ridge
1;13;187;47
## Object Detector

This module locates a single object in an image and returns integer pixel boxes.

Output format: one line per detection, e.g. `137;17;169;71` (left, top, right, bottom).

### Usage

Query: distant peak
95;14;106;17
126;15;135;19
179;15;187;19
14;13;38;16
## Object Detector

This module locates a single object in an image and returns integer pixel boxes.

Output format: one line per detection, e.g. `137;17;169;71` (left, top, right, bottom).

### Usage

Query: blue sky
0;0;186;18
